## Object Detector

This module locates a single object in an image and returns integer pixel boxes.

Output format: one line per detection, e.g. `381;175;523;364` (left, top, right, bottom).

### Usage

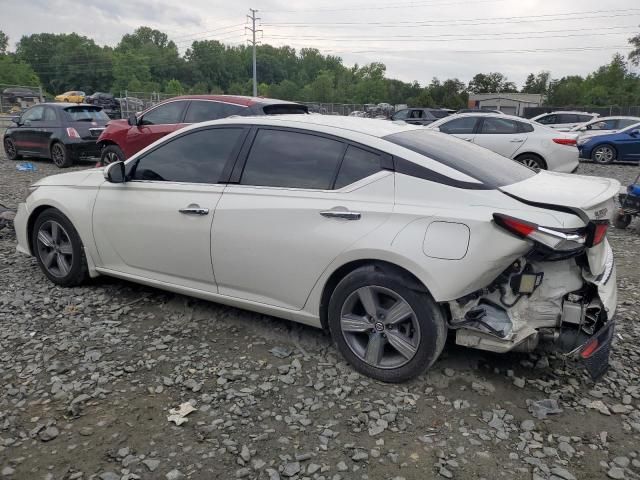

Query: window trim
228;125;392;191
126;125;250;185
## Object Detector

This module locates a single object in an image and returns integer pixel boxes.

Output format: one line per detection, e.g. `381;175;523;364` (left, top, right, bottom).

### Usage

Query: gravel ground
1;153;639;480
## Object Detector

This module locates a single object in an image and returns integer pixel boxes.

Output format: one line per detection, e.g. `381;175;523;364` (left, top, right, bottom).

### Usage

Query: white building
468;93;544;116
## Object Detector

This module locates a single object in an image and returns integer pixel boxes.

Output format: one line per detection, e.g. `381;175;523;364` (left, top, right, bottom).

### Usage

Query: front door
212;128;394;310
92;126;247;292
14;105;44;155
617;132;640;161
473;117;527;158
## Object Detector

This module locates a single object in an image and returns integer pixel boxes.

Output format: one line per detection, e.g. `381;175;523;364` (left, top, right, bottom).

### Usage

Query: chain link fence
298;102;402;118
117;91;183;119
0;83;44;115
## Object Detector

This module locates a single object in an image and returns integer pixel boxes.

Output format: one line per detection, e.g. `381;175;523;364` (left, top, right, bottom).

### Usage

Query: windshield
384;130;536;188
64;106;109;122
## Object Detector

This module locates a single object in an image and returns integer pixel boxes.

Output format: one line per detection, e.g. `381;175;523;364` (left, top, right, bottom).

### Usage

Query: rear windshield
64;106;109;122
384;130;536;188
262;104;309;115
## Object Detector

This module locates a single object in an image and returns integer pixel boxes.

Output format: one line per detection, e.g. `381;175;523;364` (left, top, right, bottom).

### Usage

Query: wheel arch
318;259;430;330
514;151;547;169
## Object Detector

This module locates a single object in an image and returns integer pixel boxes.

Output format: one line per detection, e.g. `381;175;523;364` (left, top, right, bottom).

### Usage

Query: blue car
578;122;640;164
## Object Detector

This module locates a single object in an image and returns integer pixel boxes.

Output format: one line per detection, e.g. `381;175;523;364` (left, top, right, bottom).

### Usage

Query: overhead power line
262;0;507;13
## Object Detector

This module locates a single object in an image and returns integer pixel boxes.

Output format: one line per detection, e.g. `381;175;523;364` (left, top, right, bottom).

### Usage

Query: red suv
96;95;308;165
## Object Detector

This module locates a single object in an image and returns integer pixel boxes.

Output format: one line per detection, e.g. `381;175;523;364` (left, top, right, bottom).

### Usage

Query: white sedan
427;113;579;172
14;115;618;382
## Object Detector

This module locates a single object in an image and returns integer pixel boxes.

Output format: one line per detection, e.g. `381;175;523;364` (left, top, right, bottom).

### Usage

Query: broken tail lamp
493;213;608;253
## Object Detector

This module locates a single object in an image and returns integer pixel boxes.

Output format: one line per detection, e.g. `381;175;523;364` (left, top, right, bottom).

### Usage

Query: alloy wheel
51;144;65;167
340;285;421;369
4;139;17;158
36;220;73;278
521;157;541;170
594;146;614;163
103;151;120;165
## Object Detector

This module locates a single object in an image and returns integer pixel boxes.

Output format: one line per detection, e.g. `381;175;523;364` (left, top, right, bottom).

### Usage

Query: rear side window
439;117;478;134
241;129;344;189
64;106;109;122
479;117;518;134
384;130;536;188
141;101;186;125
518;121;534;132
131;128;245;183
536;114;556;125
334;146;382;189
557;114;577;124
185;101;246;123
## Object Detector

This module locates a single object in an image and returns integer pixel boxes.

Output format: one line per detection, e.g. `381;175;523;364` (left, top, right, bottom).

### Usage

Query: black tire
50;142;73;168
613;213;632;229
516;153;546;170
31;208;89;287
591;144;616;164
328;265;447;383
100;144;125;166
3;137;21;160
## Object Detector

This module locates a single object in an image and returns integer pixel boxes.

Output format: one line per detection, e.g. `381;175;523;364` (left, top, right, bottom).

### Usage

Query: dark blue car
578;122;640;164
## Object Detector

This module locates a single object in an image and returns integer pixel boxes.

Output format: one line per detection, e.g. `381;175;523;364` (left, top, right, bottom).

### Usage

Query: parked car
3;103;108;167
54;91;86;103
96;95;309;165
427;113;579;172
1;87;41;104
456;108;503;115
531;111;598;131
15;115;618;382
390;108;450;125
577;122;640;164
570;116;640;140
85;92;120;112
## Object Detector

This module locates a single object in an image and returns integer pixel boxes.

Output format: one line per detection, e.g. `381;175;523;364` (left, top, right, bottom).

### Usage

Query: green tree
165;79;184;94
522;71;550;94
0;55;40;85
0;30;8;55
629;31;640;65
468;72;517;93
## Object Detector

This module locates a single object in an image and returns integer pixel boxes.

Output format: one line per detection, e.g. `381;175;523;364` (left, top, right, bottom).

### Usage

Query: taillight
586;220;609;247
66;127;80;138
553;138;577;146
493;213;586;253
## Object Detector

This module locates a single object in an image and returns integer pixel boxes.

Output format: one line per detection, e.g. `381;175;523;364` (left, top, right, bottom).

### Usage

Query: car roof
159;95;303;107
183;114;423;138
442;112;528;122
585;116;640;122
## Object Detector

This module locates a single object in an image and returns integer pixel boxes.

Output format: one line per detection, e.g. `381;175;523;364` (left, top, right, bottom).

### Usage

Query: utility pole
246;9;261;97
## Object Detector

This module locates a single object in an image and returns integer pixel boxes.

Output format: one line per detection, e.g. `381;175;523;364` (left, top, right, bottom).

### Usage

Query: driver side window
22;106;45;122
140;101;187;126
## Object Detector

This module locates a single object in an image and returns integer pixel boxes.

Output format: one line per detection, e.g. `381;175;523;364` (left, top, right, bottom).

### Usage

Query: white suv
14;116;618;382
531;111;599;131
427;113;579;172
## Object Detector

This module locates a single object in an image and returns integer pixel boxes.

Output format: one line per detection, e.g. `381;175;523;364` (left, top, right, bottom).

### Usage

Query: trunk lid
499;171;620;222
63;106;109;140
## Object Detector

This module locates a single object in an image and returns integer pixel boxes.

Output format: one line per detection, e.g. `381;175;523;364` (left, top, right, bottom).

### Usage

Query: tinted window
409;110;424;119
185;101;246;123
480;117;518;134
536;114;556;125
22;106;44;122
241;129;344;189
64;106;109;122
132;128;244;183
576;114;594;122
392;110;410;120
384;130;535;188
518;121;535;133
335;146;382;189
439;117;478;134
43;107;57;122
557;114;577;124
141;101;186;125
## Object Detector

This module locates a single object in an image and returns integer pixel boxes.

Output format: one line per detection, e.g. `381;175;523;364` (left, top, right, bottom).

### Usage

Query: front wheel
100;144;125;166
328;266;447;383
592;145;616;164
31;209;89;287
613;212;632;229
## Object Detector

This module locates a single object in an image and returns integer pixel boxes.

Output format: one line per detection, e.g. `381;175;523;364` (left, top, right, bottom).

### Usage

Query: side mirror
103;161;126;183
10;116;21;125
127;113;138;126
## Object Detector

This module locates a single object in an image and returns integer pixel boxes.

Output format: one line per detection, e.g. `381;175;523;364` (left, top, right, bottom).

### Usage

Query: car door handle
179;204;209;215
461;137;473;142
320;208;361;220
510;138;525;143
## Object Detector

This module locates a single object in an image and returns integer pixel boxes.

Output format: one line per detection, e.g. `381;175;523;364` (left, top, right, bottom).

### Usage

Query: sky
2;0;639;87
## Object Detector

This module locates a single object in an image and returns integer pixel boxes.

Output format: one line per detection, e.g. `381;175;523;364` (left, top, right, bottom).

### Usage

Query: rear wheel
100;144;125;166
592;145;616;164
51;142;73;168
31;209;89;287
328;266;447;383
613;212;632;229
516;153;545;170
3;137;21;160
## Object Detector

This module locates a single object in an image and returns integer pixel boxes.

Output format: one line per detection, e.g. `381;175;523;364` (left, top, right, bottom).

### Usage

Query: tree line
1;26;640;108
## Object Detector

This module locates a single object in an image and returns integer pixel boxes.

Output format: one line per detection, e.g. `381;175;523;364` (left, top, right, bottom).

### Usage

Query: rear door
125;100;188;157
473;117;527;158
212;128;394;309
437;116;480;142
